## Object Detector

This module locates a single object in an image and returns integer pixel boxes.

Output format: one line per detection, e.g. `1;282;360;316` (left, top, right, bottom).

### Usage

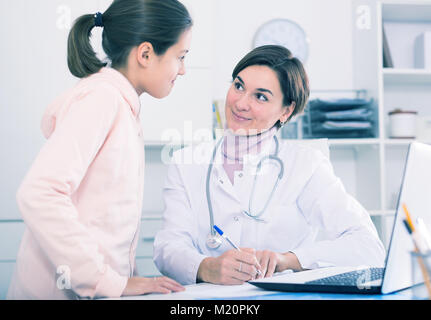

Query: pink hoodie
7;68;145;299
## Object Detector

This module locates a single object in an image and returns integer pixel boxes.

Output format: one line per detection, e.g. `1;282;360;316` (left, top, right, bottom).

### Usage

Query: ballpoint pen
402;203;415;233
213;224;262;276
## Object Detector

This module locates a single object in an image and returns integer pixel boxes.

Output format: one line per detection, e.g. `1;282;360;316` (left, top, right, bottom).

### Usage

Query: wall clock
253;18;310;63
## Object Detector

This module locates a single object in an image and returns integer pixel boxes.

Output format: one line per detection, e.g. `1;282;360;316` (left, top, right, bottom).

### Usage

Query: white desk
103;282;423;300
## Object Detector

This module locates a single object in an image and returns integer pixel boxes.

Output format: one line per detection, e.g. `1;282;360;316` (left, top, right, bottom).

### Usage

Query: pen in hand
213;225;262;277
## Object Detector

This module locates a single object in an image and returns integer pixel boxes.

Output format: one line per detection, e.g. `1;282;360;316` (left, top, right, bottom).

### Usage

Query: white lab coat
153;139;386;285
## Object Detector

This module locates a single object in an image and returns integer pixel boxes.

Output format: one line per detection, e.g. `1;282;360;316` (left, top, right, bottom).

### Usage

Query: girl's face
143;28;192;98
225;65;293;135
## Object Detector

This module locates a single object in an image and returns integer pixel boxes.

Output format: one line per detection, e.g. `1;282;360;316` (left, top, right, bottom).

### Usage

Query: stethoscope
205;134;284;250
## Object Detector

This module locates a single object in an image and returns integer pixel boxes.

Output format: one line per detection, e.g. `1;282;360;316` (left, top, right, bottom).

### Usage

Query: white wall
211;0;354;101
0;0;356;219
0;0;111;219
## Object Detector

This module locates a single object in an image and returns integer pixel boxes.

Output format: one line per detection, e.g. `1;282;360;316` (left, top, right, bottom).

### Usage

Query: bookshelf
349;0;431;247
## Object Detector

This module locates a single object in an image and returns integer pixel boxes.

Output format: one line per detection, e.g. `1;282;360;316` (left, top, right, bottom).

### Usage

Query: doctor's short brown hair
232;45;310;128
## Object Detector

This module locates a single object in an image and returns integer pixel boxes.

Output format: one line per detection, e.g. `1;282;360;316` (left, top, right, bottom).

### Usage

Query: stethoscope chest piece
206;232;223;250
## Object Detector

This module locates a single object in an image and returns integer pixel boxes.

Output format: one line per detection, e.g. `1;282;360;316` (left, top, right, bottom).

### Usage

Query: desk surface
105;282;427;300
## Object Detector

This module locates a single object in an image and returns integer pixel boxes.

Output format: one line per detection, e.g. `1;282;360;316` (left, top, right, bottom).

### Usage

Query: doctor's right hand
121;276;185;296
196;248;262;285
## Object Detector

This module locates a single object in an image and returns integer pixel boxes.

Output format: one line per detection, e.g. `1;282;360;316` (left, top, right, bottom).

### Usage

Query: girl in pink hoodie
7;0;191;299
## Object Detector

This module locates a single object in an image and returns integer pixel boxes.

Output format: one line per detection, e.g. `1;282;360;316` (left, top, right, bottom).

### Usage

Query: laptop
250;141;431;295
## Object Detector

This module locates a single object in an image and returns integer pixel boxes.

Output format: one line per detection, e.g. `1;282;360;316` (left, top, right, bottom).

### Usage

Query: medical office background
1;0;431;299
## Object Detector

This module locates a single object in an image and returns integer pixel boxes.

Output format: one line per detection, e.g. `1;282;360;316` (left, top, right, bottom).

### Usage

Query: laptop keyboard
305;267;384;286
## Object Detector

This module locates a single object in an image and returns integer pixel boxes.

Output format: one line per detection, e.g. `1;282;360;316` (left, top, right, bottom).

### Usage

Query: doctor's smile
231;109;251;121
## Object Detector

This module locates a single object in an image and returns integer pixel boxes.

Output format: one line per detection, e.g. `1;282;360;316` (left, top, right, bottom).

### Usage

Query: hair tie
94;12;104;27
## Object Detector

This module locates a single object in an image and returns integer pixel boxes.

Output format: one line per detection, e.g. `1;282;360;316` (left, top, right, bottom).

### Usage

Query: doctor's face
225;65;293;135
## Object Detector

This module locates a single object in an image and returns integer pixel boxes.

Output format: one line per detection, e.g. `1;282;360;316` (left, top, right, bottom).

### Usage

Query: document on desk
106;270;293;300
179;270;293;299
104;283;278;300
179;282;273;299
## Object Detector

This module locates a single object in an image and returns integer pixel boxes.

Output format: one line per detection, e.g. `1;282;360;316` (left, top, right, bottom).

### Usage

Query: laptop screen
382;142;431;294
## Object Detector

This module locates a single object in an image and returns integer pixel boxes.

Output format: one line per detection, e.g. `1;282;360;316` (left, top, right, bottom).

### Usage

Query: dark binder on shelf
383;26;394;68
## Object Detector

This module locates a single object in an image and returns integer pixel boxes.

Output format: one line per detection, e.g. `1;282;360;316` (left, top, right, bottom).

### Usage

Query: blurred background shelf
369;209;396;217
327;138;380;146
383;68;431;85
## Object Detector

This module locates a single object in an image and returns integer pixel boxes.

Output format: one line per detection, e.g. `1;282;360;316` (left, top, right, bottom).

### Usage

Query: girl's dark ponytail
66;0;192;79
67;14;106;78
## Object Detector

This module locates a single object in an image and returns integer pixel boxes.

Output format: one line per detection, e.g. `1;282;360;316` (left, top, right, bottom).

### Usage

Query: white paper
103;270;293;300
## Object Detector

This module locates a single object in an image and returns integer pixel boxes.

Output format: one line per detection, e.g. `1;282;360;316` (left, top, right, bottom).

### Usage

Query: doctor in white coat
153;45;386;286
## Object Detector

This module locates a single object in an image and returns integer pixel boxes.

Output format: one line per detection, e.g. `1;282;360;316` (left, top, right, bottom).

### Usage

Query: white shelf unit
381;1;431;216
383;68;431;85
348;0;431;248
327;138;380;146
